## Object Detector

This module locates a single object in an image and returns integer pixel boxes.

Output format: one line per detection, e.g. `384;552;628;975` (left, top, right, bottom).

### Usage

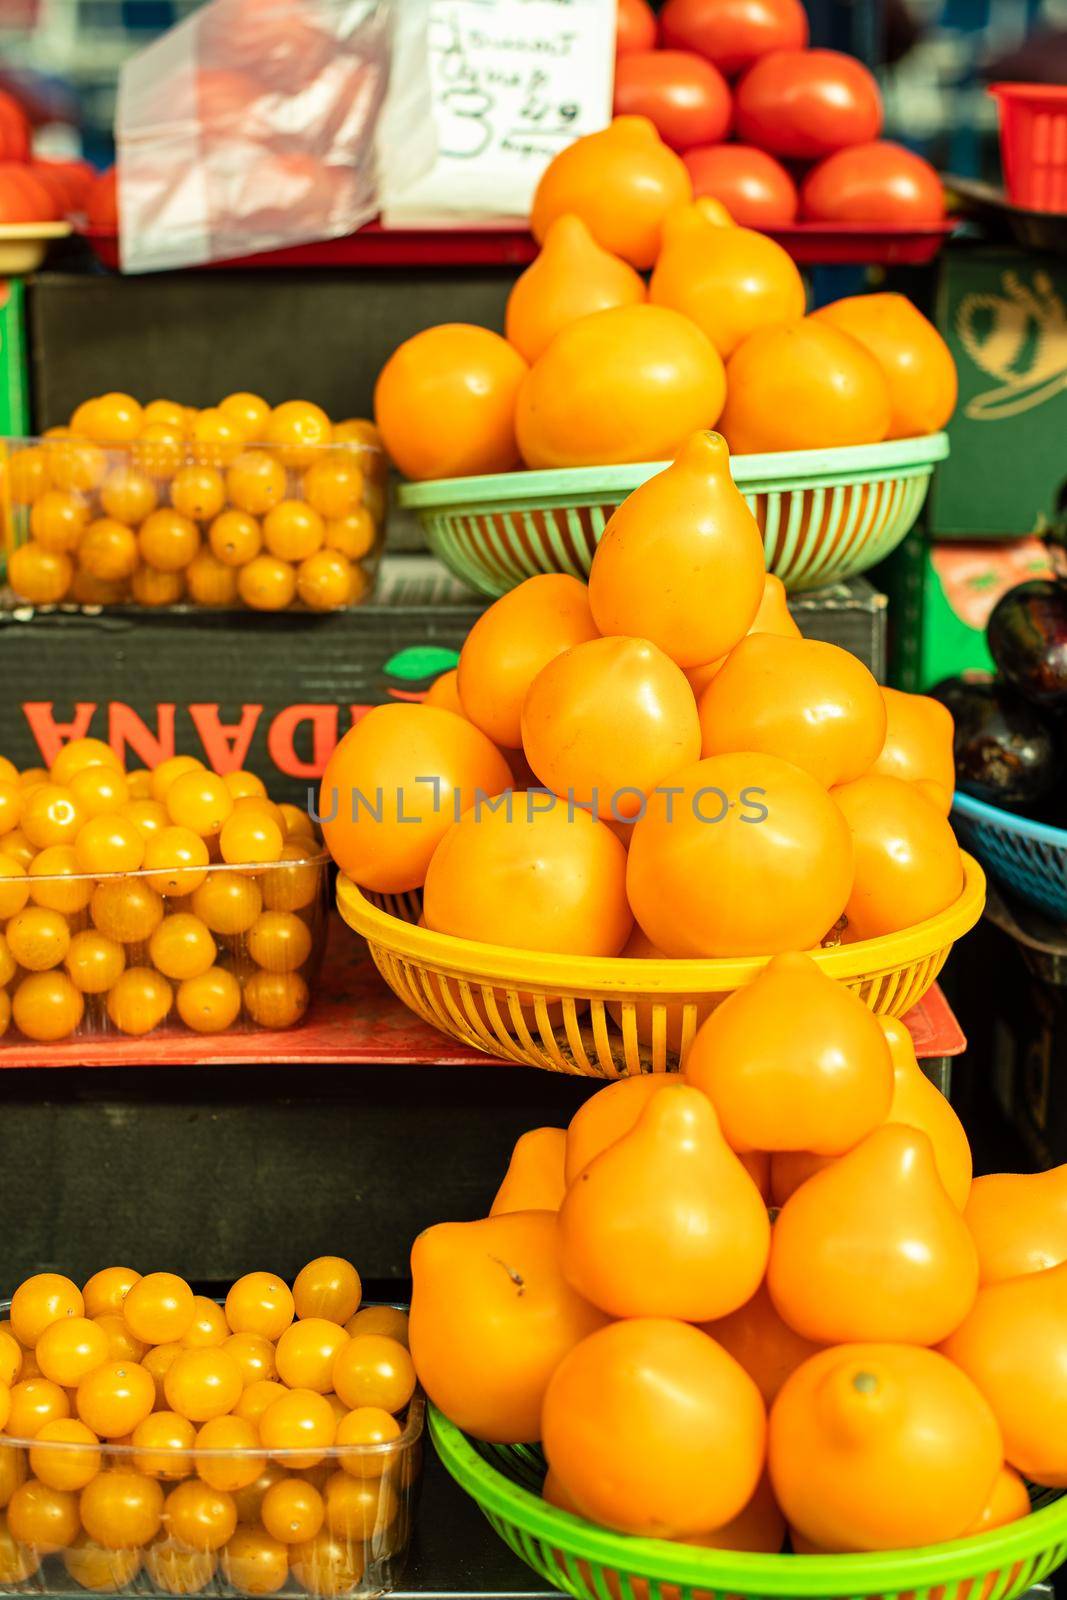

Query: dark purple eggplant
987;580;1067;709
930;675;1061;808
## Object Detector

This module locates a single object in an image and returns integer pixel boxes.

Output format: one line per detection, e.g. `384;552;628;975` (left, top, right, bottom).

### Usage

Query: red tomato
801;140;945;226
659;0;808;76
30;159;96;213
0;92;29;163
683;144;797;226
613;52;732;152
86;168;118;232
735;49;883;160
616;0;656;55
0;164;59;223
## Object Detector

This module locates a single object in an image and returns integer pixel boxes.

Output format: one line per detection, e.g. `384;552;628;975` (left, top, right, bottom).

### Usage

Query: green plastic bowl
429;1406;1067;1600
398;434;949;599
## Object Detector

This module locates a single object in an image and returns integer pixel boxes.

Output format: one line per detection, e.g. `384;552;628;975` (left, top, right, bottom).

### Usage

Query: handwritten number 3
439;86;494;160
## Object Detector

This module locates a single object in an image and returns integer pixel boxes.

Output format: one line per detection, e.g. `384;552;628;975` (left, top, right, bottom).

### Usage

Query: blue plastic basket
952;792;1067;924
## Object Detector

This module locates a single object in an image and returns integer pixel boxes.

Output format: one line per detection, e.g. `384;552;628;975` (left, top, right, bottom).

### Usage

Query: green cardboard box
880;532;1053;691
929;242;1067;537
0;280;29;436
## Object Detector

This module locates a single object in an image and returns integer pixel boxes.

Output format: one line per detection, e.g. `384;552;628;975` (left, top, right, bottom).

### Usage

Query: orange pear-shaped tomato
516;304;725;470
699;635;887;789
685;951;893;1154
565;1074;678;1185
831;773;965;940
489;1128;567;1216
627;752;854;958
704;1280;825;1407
961;1466;1030;1535
531;117;692;270
679;1472;785;1554
588;431;766;668
812;292;958;441
521;636;701;820
769;1344;1002;1551
558;1084;770;1320
506;215;646;364
686;573;799;696
881;1017;971;1209
941;1261;1067;1486
457;574;599;751
409;1209;607;1443
650;209;806;358
768;1125;979;1344
870;686;955;814
542;1318;766;1537
964;1165;1067;1285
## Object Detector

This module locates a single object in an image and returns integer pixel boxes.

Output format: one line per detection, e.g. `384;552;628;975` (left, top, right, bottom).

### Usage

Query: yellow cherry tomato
332;1335;415;1414
334;1406;401;1479
11;1272;84;1347
258;1388;336;1470
6;1377;71;1438
28;845;94;914
36;1315;109;1386
100;465;157;524
219;392;271;441
195;1416;265;1492
208;510;261;568
324;507;376;561
242;970;309;1030
222;1524;289;1595
190;871;262;936
138;509;199;573
76;1359;155;1437
11;971;84;1042
123;1272;195;1345
182;1297;229;1350
296;549;354;612
293;1258;362;1326
7;1476;81;1553
219;811;284;867
190;408;244;468
185;548;239;606
263;500;324;563
92;1315;147;1365
142;828;210;896
226;451;287;517
30;1418;101;1492
176;967;242;1034
106;967;173;1036
164;1348;243;1423
69;763;130;817
83;1267;141;1321
163;1478;237;1552
246;910;312;974
166;771;234;837
265;400;332;469
150;756;205;803
0;857;30;918
237;554;297;612
225;1274;294;1341
22;783;85;849
63;1534;142;1593
8;542;73;603
74;813;146;874
91;878;165;942
30;489;90;551
275;1319;349;1395
130;564;185;607
261;1476;324;1544
80;1467;164;1549
223;1335;276;1388
131;1410;196;1480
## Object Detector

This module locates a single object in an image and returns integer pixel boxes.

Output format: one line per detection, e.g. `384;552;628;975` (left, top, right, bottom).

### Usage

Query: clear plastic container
0;1303;425;1597
0;853;331;1045
0;432;386;615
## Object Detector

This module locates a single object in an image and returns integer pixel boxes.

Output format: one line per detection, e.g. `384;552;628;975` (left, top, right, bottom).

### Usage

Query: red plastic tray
0;916;966;1069
77;222;540;273
78;218;956;274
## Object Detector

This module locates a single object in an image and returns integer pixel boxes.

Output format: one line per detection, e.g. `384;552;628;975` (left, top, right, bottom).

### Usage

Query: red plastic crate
991;82;1067;215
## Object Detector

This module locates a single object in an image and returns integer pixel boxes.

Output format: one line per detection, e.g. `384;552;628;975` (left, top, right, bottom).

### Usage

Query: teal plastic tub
399;434;949;599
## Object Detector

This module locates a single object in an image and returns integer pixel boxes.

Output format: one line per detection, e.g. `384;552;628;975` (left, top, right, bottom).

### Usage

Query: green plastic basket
429;1406;1067;1600
399;435;949;599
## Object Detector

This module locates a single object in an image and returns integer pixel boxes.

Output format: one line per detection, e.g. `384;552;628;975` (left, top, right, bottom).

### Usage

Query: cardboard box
0;559;887;804
28;269;515;430
879;532;1053;691
0;280;29;436
928;241;1067;537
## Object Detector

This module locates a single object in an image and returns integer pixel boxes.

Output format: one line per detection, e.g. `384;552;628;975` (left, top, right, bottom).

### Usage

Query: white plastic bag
115;0;435;273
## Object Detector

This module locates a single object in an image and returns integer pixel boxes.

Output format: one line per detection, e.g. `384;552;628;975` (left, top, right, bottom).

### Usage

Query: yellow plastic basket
336;854;985;1078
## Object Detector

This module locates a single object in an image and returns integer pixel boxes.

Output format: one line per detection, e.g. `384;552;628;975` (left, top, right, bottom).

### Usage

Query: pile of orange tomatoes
410;966;1067;1556
374;116;956;477
321;429;964;991
0;739;325;1046
4;395;383;613
0;1258;418;1595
